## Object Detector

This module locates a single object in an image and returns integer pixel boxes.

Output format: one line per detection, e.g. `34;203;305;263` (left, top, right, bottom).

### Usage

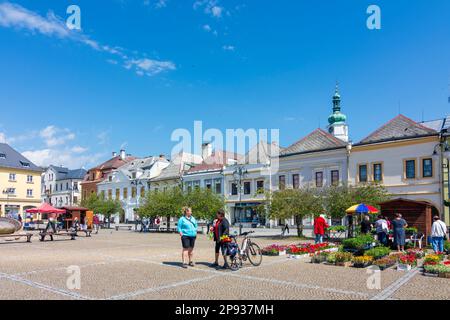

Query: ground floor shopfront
226;202;267;227
0;200;40;218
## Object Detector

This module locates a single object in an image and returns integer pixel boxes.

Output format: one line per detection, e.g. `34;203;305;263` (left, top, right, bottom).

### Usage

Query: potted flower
424;263;450;279
334;252;354;267
373;256;398;271
424;254;443;266
406;248;425;259
397;253;417;271
261;245;287;256
311;251;330;264
352;255;374;268
342;235;377;256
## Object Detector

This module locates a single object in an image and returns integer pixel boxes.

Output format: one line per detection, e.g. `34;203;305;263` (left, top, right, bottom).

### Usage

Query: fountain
0;217;22;235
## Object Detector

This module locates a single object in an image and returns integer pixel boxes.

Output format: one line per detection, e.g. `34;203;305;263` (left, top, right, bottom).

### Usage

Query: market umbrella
26;203;66;214
346;204;379;215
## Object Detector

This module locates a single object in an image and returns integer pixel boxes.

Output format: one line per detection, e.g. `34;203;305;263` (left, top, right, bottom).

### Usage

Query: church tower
327;84;349;142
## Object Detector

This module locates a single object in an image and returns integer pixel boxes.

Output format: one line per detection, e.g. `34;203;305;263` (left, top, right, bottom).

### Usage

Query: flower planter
376;264;395;271
336;261;352;268
353;263;372;269
438;272;450;279
279;250;287;256
397;264;412;271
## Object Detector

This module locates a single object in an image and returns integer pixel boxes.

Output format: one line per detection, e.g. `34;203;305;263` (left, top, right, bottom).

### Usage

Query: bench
39;231;77;242
115;225;133;231
75;229;92;237
0;233;33;243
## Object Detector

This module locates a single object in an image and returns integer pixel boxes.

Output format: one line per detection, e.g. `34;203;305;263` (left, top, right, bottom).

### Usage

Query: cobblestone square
1;230;449;300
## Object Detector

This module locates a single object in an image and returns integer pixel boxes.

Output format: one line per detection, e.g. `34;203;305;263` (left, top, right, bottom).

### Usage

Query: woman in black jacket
212;210;230;269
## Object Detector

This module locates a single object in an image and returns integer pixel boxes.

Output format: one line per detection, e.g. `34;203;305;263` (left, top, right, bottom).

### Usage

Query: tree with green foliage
81;193;122;228
184;188;225;221
322;185;354;220
351;183;390;211
138;187;184;229
268;187;323;237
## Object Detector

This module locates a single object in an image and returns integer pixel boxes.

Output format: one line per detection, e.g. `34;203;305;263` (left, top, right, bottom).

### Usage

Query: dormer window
20;161;30;167
0;153;6;159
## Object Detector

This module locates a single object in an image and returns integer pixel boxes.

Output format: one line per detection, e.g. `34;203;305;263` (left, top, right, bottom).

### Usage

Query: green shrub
365;246;391;259
444;241;450;252
326;253;337;264
342;235;375;250
328;226;346;232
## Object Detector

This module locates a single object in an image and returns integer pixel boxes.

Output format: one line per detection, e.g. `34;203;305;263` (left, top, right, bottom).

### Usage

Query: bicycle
225;231;263;271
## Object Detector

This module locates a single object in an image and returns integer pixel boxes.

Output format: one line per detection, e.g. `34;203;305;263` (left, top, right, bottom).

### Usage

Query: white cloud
0;2;175;77
222;45;235;51
23;148;104;169
124;58;176;76
193;0;226;19
71;146;88;153
39;125;75;147
0;132;6;143
211;6;223;18
155;0;168;9
203;24;212;32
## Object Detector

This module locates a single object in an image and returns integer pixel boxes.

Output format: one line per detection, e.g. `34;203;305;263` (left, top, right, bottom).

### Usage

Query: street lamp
432;140;450;218
233;165;248;225
131;179;145;223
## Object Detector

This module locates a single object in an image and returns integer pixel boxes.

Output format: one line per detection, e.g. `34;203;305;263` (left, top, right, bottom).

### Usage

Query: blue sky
0;0;449;168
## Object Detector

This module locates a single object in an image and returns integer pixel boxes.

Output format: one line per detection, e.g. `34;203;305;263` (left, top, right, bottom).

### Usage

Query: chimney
120;149;126;160
159;154;166;160
112;151;117;157
201;142;213;160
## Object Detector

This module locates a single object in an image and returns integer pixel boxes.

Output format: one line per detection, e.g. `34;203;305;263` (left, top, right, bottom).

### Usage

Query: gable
281;129;346;156
360;114;437;144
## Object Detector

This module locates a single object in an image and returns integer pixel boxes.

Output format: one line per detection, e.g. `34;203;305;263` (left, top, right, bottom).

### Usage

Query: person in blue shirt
177;207;198;268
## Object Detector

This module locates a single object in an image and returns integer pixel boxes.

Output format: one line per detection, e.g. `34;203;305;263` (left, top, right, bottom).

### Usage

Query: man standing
375;215;389;246
314;214;329;244
45;212;57;233
212;210;230;269
431;216;448;254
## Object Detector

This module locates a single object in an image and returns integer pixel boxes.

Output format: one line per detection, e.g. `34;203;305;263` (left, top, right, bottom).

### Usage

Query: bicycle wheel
247;242;263;266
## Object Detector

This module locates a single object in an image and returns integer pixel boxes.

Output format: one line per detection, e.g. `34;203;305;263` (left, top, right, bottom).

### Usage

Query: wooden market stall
379;198;438;244
60;206;93;230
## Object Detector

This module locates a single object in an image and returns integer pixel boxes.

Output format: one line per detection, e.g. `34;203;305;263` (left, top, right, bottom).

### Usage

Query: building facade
97;156;169;222
182;149;241;196
348;115;443;235
0;143;42;217
41;165;86;207
223;141;279;226
80;150;135;200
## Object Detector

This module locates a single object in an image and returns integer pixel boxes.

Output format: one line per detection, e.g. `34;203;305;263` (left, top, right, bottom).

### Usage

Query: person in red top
93;215;100;234
314;214;329;244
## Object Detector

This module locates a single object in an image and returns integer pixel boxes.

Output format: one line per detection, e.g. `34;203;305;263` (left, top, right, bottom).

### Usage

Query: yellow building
0;143;42;217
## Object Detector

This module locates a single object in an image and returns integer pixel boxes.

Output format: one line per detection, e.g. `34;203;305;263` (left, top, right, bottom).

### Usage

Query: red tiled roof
187;151;241;174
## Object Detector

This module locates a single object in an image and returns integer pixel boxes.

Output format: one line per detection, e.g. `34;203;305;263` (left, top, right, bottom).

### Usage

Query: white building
149;151;204;192
349;114;443;237
41;165;86;207
97;156;169;222
182;149;241;196
276;87;351;226
223;141;280;226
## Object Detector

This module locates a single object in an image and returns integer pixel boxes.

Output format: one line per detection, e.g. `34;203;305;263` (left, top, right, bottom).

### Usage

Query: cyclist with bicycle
211;209;230;269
